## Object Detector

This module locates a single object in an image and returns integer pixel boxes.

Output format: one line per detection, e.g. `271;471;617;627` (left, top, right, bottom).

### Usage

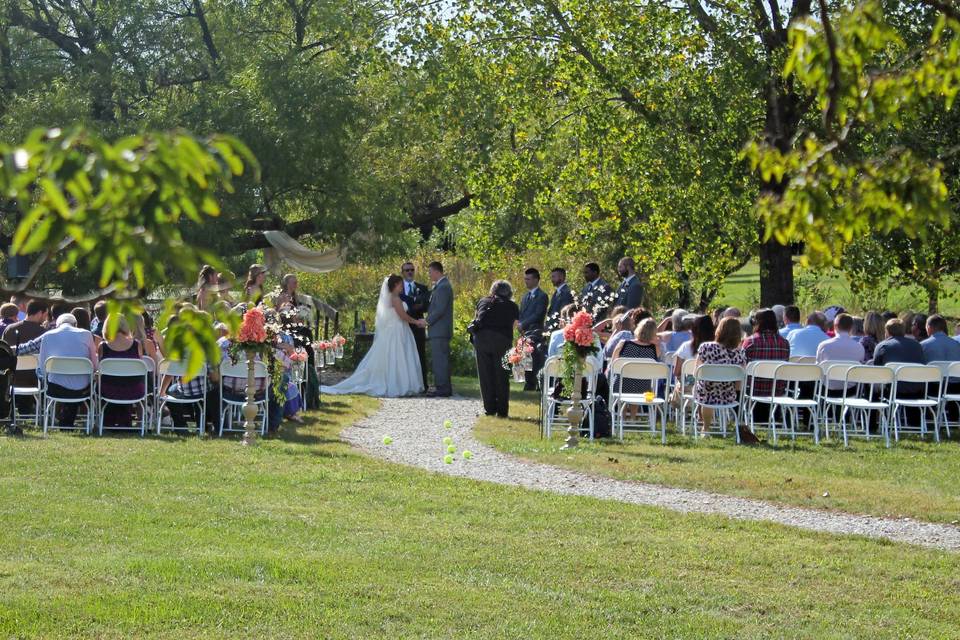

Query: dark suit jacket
616;275;644;309
580;278;613;318
518;287;548;341
399;281;430;320
548;283;574;319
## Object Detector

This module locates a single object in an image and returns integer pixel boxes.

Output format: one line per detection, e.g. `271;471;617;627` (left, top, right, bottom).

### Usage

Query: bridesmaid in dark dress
610;318;662;421
99;315;146;427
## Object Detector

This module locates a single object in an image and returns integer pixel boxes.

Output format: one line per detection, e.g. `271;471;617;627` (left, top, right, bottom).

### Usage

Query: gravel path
342;396;960;551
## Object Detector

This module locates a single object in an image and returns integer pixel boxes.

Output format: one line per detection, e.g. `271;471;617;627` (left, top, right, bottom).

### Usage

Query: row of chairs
11;356;272;437
540;354;960;447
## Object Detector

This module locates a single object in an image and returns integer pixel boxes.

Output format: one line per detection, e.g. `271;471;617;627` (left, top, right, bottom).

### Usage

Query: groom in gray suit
426;261;454;397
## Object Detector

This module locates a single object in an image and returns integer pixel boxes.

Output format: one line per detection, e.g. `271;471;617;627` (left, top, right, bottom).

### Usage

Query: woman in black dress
610;318;662;421
472;280;520;418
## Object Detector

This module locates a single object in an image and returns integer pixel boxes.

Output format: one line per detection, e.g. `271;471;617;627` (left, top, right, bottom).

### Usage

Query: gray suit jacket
427;277;454;340
518;287;548;340
616;275;644;309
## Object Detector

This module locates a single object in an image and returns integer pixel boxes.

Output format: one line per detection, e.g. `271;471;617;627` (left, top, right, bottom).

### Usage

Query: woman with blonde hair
99;314;146;427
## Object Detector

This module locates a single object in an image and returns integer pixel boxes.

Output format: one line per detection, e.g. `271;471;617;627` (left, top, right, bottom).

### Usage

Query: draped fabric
262;231;344;274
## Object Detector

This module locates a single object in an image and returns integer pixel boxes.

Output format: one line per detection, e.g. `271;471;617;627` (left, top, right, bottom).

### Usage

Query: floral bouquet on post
501;336;535;383
560;310;599;389
228;307;285;401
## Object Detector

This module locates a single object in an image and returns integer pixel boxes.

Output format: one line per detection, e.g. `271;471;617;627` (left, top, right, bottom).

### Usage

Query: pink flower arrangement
316;340;331;351
290;351;308;363
237;307;267;343
333;334;347;347
563;311;596;347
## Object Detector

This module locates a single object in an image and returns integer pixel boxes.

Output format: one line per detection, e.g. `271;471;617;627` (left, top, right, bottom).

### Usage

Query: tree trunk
926;282;939;315
759;236;794;306
0;26;13;111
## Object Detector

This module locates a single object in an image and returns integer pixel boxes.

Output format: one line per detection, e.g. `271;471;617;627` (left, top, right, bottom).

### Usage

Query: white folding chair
542;356;598;440
156;360;207;437
691;364;746;442
929;360;960;438
743;361;782;436
609;360;669;443
97;358;150;436
677;358;698;436
42;357;95;435
890;365;942;442
789;355;816;364
11;354;42;427
769;363;822;444
219;360;270;437
141;356;157;426
838;366;894;448
817;361;860;440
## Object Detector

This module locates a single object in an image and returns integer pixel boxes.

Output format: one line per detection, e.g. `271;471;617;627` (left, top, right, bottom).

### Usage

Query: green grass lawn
2;394;960;638
464;378;960;524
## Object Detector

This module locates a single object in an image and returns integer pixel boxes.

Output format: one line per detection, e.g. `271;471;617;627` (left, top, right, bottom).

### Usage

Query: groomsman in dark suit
517;268;549;391
547;267;574;330
580;262;613;319
399;261;431;391
615;257;644;309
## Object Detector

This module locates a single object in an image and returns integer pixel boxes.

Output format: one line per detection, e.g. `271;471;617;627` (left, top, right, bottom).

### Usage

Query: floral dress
693;342;747;406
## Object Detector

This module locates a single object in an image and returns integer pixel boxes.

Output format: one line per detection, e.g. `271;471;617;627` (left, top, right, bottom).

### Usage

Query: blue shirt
666;330;691;353
787;325;829;357
921;332;960;363
779;323;802;339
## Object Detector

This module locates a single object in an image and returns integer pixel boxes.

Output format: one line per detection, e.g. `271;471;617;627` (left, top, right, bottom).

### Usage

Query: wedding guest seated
953;321;960;342
911;313;929;341
91;301;108;338
161;310;220;431
0;303;20;335
851;316;865;341
38;313;98;428
593;305;627;344
134;313;160;365
921;314;960;363
694;317;748;439
547;304;579;358
603;313;635;362
658;308;691;353
787;312;828;357
217;335;283;434
47;301;71;330
873;318;925;399
610;318;661;421
860;311;884;361
742;308;790;404
671;314;714;399
771;304;785;329
4;299;49;389
779;305;802;338
70;307;92;331
722;307;742;319
10;294;27;321
98;315;145;427
817;313;866;392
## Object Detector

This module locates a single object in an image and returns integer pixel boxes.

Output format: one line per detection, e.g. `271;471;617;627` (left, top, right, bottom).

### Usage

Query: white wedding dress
321;278;424;397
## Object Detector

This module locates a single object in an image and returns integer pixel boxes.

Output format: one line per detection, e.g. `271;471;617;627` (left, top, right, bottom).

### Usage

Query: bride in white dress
321;275;426;397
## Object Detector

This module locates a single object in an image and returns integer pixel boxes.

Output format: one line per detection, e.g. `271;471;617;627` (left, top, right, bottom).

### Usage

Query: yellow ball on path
443;420;453;429
382;436;393;445
443;454;454;464
462;450;474;460
447;445;456;454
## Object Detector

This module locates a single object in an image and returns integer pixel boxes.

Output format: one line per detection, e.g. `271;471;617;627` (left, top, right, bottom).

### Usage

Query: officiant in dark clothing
472;280;520;418
399;261;431;391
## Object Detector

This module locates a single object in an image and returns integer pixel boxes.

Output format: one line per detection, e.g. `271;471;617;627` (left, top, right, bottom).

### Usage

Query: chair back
695;364;745;384
926;360;953;378
159;359;207;380
680;357;698;380
44;356;94;376
16;354;38;371
774;363;821;383
894;364;941;385
789;355;816;364
662;350;677;365
845;365;894;386
99;358;149;378
614;361;669;393
822;361;857;383
220;359;268;380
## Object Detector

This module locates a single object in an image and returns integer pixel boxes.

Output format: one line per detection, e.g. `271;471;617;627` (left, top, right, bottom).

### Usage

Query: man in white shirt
38;313;98;427
816;313;865;390
788;311;829;357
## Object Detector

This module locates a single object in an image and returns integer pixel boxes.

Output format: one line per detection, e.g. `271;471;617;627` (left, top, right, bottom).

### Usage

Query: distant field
714;261;960;316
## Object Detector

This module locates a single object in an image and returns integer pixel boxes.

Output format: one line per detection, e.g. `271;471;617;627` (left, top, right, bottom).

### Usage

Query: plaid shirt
742;330;790;396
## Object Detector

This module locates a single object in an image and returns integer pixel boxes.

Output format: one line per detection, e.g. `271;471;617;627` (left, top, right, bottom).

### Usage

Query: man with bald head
615;257;643;309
